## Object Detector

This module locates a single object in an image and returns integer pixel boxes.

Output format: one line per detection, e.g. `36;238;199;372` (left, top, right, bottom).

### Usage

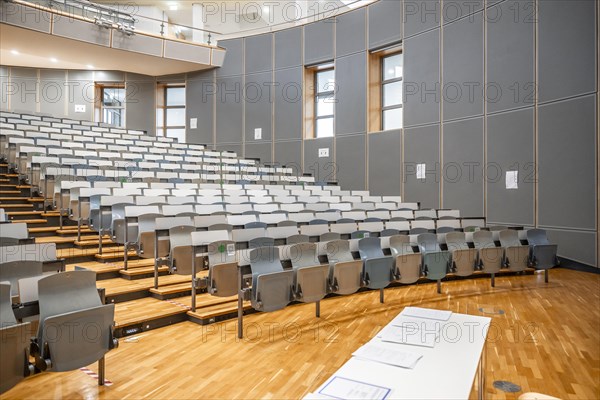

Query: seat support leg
237;267;243;339
380;288;384;304
437;280;441;294
545;269;549;283
191;249;197;312
98;229;103;255
315;301;320;318
491;273;495;288
123;243;129;271
98;356;105;386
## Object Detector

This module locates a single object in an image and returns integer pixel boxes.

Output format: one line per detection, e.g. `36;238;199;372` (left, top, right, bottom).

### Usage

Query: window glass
316;118;334;138
316;69;335;94
166;108;185;127
166;87;186;106
383;108;403;130
383;54;403;81
383;81;403;107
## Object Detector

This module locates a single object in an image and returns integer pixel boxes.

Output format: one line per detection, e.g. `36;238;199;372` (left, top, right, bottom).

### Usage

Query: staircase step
0;204;34;209
113;297;189;337
35;235;105;245
95;249;138;261
119;265;170;279
0;190;21;195
29;226;59;234
12;219;47;224
6;211;44;216
74;238;115;247
187;301;252;321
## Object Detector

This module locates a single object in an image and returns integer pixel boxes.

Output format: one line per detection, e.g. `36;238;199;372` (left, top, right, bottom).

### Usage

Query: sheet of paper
352;343;423;369
390;315;443;338
416;163;426;180
319;377;391;400
378;325;437;348
506;170;518;190
303;392;335;400
401;307;452;321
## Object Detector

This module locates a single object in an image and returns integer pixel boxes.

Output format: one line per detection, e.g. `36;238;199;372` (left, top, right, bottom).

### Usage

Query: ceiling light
263;6;269;13
87;65;95;69
50;57;58;63
169;5;178;10
10;49;19;55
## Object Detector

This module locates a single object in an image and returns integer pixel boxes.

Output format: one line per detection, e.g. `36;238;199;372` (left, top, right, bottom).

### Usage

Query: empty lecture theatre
0;0;598;399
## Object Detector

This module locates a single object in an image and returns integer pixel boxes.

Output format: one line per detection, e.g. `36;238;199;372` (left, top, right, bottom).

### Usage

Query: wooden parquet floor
2;268;599;400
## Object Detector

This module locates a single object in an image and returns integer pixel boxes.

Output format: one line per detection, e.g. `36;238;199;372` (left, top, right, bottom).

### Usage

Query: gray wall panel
274;141;302;171
245;72;273;142
538;95;597;230
39;80;66;118
368;0;403;50
245;34;273;74
275;27;303;69
442;0;483;24
304;137;335;183
486;0;535;113
112;31;163;57
217;39;244;77
0;76;8;110
442;117;484;217
304;19;335;65
126;80;155;135
442;11;484;121
404;0;440;38
486;108;535;226
245;142;272;164
187;71;215;145
368;130;402;196
215;76;243;143
545;229;597;267
538;0;597;103
1;2;51;33
274;67;303;141
335;52;367;135
403;124;440;209
216;143;243;155
336;8;366;57
336;134;366;191
52;17;111;46
403;29;440;127
10;77;37;113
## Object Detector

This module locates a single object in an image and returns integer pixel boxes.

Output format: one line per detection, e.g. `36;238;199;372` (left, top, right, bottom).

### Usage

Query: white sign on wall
506;171;518;190
416;164;426;180
254;128;262;140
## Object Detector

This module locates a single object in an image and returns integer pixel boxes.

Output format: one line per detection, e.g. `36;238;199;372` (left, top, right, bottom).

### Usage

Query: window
157;85;186;143
368;47;403;132
304;64;335;139
314;68;335;138
98;85;126;127
381;53;403;130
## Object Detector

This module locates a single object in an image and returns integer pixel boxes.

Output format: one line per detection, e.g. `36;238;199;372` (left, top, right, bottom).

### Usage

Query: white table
311;311;491;400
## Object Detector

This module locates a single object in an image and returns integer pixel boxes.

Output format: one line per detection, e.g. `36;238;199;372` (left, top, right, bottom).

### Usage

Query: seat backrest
326;240;354;264
290;242;319;269
37;271;101;339
445;232;469;251
0;282;16;326
527;229;550;246
472;230;495;249
389;235;415;257
417;233;441;254
0;223;28;240
286;234;310;245
409;227;428;235
0;261;44;296
169;225;196;249
249;247;283;277
499;230;521;247
358;237;384;260
192;230;230;247
208;240;237;265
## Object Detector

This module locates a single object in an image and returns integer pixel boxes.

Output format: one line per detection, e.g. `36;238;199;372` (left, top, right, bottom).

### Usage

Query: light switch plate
74;104;86;113
319;148;329;158
254;128;262;140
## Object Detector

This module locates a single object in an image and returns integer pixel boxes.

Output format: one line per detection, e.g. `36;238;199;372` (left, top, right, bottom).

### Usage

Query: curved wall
186;0;598;267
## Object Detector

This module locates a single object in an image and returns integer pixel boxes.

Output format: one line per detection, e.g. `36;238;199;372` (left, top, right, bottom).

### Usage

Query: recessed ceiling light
169;5;177;10
87;65;95;69
263;6;270;13
50;57;58;63
10;49;19;55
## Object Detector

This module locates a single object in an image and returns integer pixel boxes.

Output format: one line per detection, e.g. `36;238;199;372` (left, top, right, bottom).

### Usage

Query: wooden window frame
368;46;403;133
95;83;126;127
304;63;335;139
157;84;186;140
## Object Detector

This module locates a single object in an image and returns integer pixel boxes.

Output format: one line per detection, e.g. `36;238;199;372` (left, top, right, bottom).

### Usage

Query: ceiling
0;23;214;76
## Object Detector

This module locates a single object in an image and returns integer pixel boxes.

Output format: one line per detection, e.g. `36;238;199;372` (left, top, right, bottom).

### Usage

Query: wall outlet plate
74;104;86;113
319;148;329;158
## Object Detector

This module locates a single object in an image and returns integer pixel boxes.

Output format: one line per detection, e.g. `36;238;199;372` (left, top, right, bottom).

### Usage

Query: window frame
380;52;403;131
157;84;186;142
96;84;126;127
314;67;336;139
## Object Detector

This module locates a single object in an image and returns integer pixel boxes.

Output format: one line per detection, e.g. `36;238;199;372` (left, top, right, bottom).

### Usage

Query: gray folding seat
289;242;329;315
325;240;362;295
527;229;559;282
358;237;395;302
0;223;30;246
205;240;238;298
499;230;529;272
317;232;341;257
137;213;169;261
473;230;503;286
445;232;477;277
0;260;43;297
287;234;310;245
0;283;31;394
248;247;294;313
389;235;421;284
32;271;117;385
435;226;455;244
168;225;198;275
209;223;234;232
417;233;451;294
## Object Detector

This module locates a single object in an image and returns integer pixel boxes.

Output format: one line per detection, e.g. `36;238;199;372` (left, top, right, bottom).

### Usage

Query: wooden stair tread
74;238;114;246
0;191;21;194
187;300;252;319
28;226;59;233
114;297;188;327
96;250;137;260
175;293;239;309
35;235;104;244
57;246;123;259
0;197;41;201
16;185;32;189
98;278;149;296
56;227;94;234
12;219;46;224
0;204;34;208
27;198;45;203
0;184;17;188
101;273;204;297
119;265;169;276
41;212;61;217
65;258;155;274
6;211;44;216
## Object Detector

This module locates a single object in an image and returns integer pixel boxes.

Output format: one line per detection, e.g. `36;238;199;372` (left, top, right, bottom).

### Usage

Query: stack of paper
352;343;423;369
401;307;452;321
318;377;391;400
378;324;438;347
